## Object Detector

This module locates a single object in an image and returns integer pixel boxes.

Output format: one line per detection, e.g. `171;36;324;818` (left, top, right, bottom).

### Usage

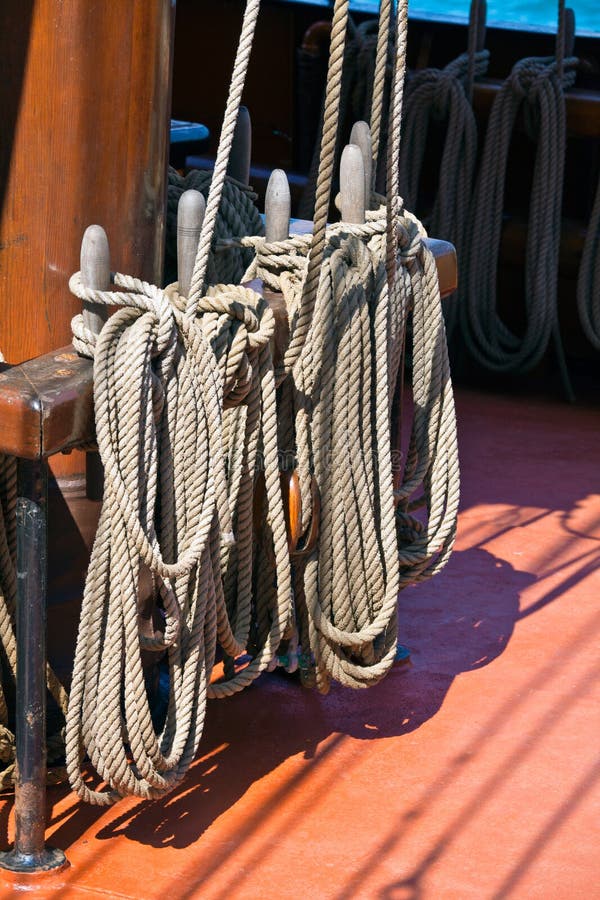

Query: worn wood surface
0;0;175;474
0;0;175;367
0;349;93;459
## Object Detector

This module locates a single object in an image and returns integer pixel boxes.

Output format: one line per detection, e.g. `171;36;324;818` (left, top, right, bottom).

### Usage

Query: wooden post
0;0;175;480
177;190;206;298
339;144;366;225
227;106;252;186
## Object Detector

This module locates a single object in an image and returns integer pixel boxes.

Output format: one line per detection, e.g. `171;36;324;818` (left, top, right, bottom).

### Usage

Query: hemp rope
399;0;489;338
66;0;287;805
461;0;577;392
243;202;459;693
298;12;396;220
577;171;600;350
243;0;459;693
65;0;458;801
165;167;264;287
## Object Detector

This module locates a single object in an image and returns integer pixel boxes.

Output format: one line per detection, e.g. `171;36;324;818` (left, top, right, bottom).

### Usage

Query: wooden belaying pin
80;224;109;502
340;144;366;225
471;0;487;54
265;169;291;242
564;7;576;58
81;224;110;336
350;121;373;209
177;189;206;298
227;105;252;186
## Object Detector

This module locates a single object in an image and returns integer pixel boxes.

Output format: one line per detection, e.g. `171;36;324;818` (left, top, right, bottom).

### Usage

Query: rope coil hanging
64;0;459;802
399;0;489;338
461;1;577;393
244;0;459;693
66;0;294;805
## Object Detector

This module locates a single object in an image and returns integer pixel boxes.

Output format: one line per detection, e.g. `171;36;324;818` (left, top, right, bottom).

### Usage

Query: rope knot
69;271;178;362
397;214;424;262
509;55;577;103
201;285;274;351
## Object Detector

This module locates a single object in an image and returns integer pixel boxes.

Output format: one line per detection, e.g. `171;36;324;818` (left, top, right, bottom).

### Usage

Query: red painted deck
1;387;598;899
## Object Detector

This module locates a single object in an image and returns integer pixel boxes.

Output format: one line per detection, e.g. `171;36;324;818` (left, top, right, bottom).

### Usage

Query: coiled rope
65;0;290;805
244;0;459;693
399;0;488;338
461;1;577;393
165;167;264;287
577;172;600;350
65;0;458;802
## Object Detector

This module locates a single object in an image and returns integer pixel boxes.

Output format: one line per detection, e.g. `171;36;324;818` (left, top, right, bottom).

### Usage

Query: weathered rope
461;1;577;391
369;0;394;188
577;172;600;350
65;0;459;804
188;0;261;309
241;0;458;693
165;167;264;287
68;272;291;803
65;0;277;805
399;0;488;337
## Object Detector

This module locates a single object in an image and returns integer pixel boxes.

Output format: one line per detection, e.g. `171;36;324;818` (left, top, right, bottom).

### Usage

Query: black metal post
0;458;66;874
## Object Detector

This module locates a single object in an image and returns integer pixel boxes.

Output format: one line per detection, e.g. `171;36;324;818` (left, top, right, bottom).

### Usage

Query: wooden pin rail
0;243;456;461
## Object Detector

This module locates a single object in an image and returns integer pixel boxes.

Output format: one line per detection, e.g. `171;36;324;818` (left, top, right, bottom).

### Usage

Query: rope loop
509;54;576;105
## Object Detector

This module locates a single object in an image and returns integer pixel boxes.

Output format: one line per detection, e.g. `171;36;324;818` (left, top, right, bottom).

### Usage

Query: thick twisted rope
68;273;291;803
243;200;459;693
577;172;600;350
165;167;264;287
188;0;261;311
299;5;395;219
370;0;394;188
64;0;459;806
64;0;291;804
287;0;350;377
461;3;577;390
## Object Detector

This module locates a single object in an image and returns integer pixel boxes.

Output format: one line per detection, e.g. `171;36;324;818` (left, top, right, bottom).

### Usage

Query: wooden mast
0;0;175;364
0;0;175;477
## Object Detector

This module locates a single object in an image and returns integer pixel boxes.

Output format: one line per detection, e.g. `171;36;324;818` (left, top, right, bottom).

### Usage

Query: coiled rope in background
399;0;488;339
461;1;577;395
577;172;600;350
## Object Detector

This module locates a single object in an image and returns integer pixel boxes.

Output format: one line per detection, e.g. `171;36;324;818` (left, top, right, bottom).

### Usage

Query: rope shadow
32;542;526;879
331;612;600;900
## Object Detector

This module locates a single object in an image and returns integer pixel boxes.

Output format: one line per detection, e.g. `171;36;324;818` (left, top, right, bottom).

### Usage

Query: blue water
409;0;599;35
